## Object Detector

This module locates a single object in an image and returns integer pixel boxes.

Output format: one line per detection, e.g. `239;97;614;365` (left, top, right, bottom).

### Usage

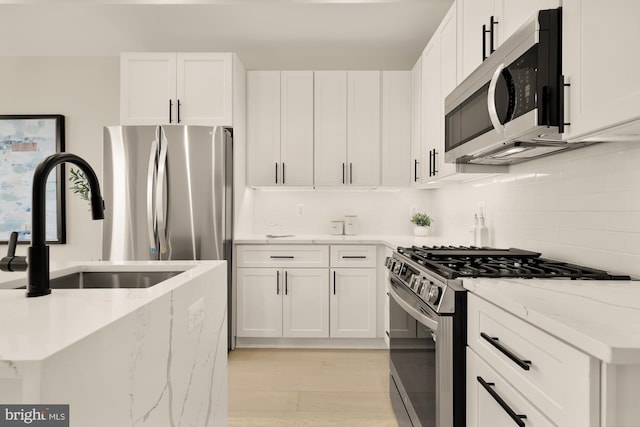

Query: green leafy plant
68;167;90;202
410;213;432;227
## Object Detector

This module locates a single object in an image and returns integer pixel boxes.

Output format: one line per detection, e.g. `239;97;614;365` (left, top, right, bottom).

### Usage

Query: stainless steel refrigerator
102;125;233;343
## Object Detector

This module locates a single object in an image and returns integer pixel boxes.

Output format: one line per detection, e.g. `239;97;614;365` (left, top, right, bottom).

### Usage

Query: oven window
445;82;493;152
390;296;436;427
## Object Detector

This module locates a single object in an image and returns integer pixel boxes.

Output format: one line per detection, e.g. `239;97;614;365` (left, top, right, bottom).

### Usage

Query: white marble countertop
463;277;640;365
234;233;441;250
0;260;225;361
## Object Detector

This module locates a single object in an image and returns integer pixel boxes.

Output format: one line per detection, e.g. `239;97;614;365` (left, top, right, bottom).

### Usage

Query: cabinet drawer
330;245;376;268
236;245;329;268
467;294;599;426
467;348;554;427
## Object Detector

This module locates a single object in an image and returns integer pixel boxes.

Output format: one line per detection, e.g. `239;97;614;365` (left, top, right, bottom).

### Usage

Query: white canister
330;220;344;235
344;215;358;235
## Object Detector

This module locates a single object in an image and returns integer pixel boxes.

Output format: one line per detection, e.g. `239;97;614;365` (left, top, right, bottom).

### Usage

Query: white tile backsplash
431;140;640;277
250;188;430;236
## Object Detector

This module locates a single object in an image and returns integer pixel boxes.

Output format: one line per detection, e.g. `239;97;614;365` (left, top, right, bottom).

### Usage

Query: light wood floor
228;348;400;427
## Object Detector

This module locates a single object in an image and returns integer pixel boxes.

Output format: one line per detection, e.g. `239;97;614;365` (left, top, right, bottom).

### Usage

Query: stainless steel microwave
445;8;580;165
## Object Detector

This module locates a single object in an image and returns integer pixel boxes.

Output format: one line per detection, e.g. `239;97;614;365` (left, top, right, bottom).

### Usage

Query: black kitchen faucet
0;153;105;297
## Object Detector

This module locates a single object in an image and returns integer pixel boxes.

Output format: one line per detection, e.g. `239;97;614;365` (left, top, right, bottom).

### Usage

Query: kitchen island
0;260;227;427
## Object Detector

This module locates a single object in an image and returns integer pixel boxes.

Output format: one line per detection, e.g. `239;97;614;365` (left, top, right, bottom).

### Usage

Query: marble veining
464;277;640;364
0;260;228;426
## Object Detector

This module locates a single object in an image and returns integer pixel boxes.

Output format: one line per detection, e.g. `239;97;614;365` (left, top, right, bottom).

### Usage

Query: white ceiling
0;0;453;69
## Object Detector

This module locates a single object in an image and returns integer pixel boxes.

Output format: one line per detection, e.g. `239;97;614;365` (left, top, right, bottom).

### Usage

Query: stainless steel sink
13;271;183;289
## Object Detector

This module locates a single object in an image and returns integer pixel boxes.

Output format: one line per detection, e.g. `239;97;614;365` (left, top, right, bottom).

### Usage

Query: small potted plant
410;213;432;236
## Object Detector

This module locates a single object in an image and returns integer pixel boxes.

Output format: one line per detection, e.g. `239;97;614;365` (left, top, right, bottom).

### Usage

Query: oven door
388;279;453;427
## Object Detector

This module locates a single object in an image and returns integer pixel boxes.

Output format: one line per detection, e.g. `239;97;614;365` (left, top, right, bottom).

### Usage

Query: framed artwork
0;115;66;244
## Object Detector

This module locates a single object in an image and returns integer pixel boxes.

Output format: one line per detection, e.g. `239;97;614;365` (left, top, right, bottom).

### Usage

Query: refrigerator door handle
156;128;170;256
147;134;159;256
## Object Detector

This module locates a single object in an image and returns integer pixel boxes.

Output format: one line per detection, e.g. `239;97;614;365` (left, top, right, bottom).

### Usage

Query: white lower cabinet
467;348;554;427
330;268;377;338
236;267;328;338
467;293;600;426
235;244;378;342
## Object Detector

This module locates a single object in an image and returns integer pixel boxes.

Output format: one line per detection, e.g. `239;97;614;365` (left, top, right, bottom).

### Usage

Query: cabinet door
410;57;424;185
281;71;314;186
347;71;381;186
467;348;555;427
381;71;411;186
176;53;233;126
562;0;640;141
120;52;176;125
314;71;348;186
437;5;458;178
236;268;282;337
457;0;494;82
330;268;376;338
246;71;281;186
421;38;441;181
282;268;329;338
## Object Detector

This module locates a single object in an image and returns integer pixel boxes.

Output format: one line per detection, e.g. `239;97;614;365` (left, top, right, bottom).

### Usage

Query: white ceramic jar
344;215;358;235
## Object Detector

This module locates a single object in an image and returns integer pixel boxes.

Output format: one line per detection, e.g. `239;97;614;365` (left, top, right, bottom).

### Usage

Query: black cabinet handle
433;150;438;175
276;270;280;295
285;270;288;295
282;162;286;184
177;99;181;123
477;376;527;427
342;256;367;259
482;24;489;61
169;99;173;123
489;15;498;54
385;331;390;337
481;332;532;370
349;162;353;184
560;75;570;132
270;255;294;259
414;159;419;182
275;162;278;184
333;271;336;295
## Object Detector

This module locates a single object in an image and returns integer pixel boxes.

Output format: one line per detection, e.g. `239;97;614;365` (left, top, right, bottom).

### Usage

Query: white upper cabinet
246;71;314;187
280;71;315;186
410;57;425;186
315;71;381;187
246;71;281;186
120;52;233;126
457;0;557;83
381;71;411;186
314;71;348;186
347;71;381;187
562;0;640;141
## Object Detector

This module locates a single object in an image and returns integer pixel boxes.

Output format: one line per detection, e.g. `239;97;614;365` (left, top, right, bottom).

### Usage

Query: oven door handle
389;283;439;331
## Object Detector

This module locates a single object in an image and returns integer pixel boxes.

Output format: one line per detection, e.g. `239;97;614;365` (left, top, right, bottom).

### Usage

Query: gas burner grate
396;246;629;280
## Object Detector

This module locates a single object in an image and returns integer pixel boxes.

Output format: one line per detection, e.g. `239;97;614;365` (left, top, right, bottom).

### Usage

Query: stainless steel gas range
386;246;629;427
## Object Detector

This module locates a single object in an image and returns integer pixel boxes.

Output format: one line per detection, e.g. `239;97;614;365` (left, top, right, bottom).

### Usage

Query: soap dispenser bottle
477;214;489;247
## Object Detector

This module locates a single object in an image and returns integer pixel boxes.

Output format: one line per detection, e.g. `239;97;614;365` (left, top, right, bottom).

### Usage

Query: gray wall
0;56;119;261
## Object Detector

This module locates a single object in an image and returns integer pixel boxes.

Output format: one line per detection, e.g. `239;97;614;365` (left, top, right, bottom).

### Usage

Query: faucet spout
28;153;105;297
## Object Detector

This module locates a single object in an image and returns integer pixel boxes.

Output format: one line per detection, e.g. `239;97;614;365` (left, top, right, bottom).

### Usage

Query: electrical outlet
297;204;304;215
188;298;205;332
410;205;418;216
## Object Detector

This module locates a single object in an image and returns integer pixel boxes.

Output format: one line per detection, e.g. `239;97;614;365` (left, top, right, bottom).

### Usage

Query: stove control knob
426;284;442;305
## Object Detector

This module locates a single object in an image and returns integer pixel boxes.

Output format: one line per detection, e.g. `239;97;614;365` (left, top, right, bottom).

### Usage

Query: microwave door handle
488;63;506;134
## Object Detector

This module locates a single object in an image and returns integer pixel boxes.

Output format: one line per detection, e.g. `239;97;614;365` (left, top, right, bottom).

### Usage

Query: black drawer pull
481;332;531;371
342;255;367;259
270;256;294;259
477;376;527;427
